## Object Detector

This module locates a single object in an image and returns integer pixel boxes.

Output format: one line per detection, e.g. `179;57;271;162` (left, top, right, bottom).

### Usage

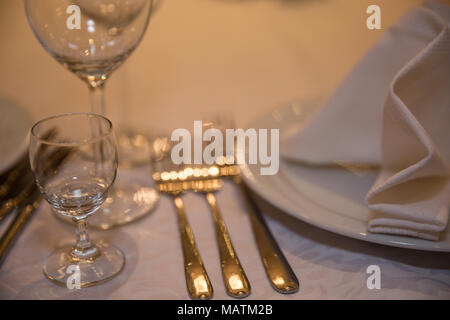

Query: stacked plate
0;98;33;175
241;99;450;252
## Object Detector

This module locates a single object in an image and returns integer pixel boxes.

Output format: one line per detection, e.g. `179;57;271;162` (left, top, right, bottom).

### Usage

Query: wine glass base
89;179;159;230
116;128;153;167
43;241;125;288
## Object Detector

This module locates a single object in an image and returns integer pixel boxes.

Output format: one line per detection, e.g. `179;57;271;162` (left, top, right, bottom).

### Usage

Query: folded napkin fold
282;0;450;241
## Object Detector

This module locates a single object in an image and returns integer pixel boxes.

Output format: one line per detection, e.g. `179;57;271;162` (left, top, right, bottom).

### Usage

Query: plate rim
0;98;33;175
0;130;29;175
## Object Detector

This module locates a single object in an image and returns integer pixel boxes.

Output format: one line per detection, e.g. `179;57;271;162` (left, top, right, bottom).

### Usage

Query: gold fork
191;178;251;298
156;181;213;299
151;137;213;299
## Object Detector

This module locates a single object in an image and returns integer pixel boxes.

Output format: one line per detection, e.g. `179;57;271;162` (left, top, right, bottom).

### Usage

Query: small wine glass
29;113;125;287
25;0;159;229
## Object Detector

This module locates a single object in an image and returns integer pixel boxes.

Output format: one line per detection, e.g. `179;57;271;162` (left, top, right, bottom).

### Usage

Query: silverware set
151;137;299;299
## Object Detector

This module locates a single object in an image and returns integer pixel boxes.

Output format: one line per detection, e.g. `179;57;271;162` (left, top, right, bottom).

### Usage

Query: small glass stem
71;218;98;260
89;83;106;116
76;219;91;249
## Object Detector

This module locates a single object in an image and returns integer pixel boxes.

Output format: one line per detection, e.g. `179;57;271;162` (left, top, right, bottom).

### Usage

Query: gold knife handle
173;195;213;300
205;192;251;298
234;175;299;294
0;194;41;266
0;181;35;222
0;160;28;200
0;147;69;266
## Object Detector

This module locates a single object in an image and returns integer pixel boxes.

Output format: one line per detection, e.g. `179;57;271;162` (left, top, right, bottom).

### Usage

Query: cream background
0;0;422;131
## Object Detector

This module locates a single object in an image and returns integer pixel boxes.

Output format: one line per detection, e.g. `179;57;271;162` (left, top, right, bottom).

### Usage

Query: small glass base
43;241;125;288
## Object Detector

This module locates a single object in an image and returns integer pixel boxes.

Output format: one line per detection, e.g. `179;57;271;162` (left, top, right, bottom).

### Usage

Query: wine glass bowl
76;0;148;29
29;113;125;287
25;0;153;87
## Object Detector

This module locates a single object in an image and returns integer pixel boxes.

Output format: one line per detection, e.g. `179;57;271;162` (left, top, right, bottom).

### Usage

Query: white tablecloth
0;0;449;299
1;168;450;299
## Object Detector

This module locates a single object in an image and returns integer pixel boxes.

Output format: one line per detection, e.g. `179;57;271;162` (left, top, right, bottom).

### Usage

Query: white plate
0;98;33;175
241;99;450;252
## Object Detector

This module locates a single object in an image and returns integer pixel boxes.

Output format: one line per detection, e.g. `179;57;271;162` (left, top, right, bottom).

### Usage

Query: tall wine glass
29;113;124;287
25;0;159;229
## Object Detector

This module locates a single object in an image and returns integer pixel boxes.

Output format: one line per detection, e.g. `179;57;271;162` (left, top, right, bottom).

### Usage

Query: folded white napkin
281;0;450;241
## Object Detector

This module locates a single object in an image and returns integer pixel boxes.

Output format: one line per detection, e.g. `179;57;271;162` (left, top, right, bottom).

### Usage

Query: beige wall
0;0;421;133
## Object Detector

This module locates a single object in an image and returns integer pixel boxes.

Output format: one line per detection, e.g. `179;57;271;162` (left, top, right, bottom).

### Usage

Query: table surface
0;0;449;299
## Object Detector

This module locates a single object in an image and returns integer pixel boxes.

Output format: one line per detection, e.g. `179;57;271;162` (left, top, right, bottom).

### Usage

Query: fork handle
234;175;299;294
205;192;251;298
173;195;213;299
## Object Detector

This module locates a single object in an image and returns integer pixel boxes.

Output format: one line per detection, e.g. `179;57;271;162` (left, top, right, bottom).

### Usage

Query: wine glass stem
71;218;98;260
89;84;106;116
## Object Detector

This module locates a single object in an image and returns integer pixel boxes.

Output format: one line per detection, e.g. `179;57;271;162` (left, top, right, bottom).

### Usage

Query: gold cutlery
151;138;213;299
152;131;298;296
216;157;299;293
156;181;213;299
203;117;299;294
0;171;38;222
233;174;299;293
0;189;41;265
155;161;299;294
152;142;250;298
191;178;251;298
